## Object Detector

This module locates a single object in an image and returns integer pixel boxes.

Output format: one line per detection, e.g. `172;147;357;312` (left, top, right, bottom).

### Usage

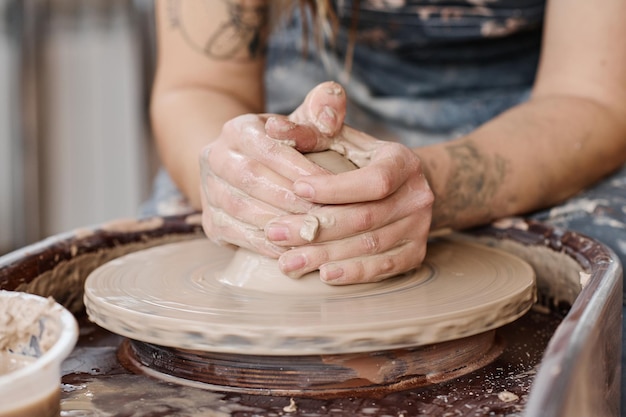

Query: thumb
289;81;347;136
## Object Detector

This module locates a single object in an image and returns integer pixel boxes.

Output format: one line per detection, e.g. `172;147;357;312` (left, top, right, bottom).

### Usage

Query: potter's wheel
83;236;535;396
85;238;535;354
83;150;535;396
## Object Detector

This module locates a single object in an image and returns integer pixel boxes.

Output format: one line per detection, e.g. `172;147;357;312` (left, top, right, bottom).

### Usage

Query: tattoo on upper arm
439;140;508;225
166;0;270;61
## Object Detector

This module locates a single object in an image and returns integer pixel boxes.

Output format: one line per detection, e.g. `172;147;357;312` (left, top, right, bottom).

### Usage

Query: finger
320;240;426;285
214;114;325;180
267;180;433;247
200;180;283;257
225;115;336;181
202;173;289;228
265;117;323;153
277;215;430;281
293;142;424;204
265;213;321;244
288;81;347;139
201;195;284;258
204;142;317;214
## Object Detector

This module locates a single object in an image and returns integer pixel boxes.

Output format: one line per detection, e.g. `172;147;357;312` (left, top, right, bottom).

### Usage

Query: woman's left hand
264;118;435;285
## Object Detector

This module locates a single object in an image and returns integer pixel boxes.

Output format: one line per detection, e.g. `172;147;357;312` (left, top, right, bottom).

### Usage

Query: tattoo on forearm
166;0;269;61
438;140;508;226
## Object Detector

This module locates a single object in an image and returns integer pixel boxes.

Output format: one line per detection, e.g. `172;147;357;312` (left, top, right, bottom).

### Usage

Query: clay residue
498;390;520;402
283;398;297;413
299;215;320;242
0;292;60;355
329;142;372;168
492;217;529;231
547;197;604;219
62;374;261;417
579;271;591;288
481;18;527;37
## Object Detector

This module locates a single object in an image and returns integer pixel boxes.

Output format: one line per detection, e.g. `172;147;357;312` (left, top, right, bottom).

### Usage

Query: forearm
151;0;269;209
150;88;261;209
417;95;626;231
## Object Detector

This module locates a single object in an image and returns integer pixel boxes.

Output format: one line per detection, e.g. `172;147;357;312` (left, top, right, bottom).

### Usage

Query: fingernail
294;181;315;199
321;264;344;282
266;223;290;242
280;253;307;273
316;105;336;135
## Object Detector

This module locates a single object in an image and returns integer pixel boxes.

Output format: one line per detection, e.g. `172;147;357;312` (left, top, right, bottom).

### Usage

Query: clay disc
84;237;536;355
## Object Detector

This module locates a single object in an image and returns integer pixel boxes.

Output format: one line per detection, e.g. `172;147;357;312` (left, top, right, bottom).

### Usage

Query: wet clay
0;292;77;417
84;237;535;355
304;150;358;173
0;293;60;353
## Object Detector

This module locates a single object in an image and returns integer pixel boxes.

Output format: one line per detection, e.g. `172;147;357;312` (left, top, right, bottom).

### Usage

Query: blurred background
0;0;158;255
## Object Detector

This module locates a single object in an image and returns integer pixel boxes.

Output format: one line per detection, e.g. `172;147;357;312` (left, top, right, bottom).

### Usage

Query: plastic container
0;290;78;417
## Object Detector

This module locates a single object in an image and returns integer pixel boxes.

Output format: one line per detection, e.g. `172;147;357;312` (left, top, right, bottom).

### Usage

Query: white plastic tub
0;290;78;417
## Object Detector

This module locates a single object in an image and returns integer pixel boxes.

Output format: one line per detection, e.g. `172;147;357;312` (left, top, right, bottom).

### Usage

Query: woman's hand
265;109;435;285
199;82;347;257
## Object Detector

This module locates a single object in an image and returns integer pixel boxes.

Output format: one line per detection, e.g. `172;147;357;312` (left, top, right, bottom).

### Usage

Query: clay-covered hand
265;101;434;285
199;82;347;257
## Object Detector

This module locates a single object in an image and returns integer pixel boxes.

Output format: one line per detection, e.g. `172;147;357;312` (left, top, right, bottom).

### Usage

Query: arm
419;0;626;230
153;1;348;256
151;0;268;209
